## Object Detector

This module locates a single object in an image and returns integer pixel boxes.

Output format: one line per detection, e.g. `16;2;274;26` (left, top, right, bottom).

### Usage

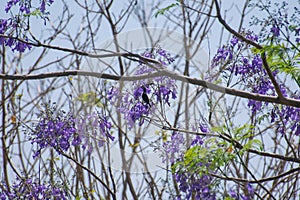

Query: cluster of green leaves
172;138;236;177
154;1;179;18
76;91;103;108
250;1;300;88
253;42;300;87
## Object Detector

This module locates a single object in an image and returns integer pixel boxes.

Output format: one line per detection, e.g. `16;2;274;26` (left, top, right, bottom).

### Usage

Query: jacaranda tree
1;0;300;199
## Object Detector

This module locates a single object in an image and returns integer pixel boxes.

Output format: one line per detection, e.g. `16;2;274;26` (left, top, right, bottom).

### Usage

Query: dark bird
142;92;150;105
142;86;150;105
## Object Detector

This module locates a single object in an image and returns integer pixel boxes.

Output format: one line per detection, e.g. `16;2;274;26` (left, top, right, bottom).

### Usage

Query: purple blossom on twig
211;30;300;136
0;177;67;200
108;47;177;128
29;103;114;157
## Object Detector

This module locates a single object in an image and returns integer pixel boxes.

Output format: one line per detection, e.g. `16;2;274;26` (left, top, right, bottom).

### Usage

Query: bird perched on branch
142;86;150;105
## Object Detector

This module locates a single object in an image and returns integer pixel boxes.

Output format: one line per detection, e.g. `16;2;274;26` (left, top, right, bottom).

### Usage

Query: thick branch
211;167;300;184
1;69;300;108
213;0;284;100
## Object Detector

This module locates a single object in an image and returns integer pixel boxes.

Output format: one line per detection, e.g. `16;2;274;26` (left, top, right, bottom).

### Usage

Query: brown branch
60;152;116;199
1;69;300;108
211;167;300;184
164;126;300;163
213;0;284;100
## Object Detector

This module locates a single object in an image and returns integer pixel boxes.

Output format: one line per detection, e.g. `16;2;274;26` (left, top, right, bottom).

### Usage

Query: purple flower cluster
229;183;254;200
31;110;76;158
1;0;55;52
270;95;300;135
76;112;114;153
250;1;300;44
30;104;113;157
174;173;215;200
0;18;32;52
0;177;67;200
295;27;300;43
211;31;258;70
108;47;177;128
162;123;209;164
134;48;177;107
162;123;221;200
5;0;54;14
162;132;185;164
211;31;300;136
108;88;153;128
5;0;30;13
211;31;258;68
270;26;280;37
162;126;216;200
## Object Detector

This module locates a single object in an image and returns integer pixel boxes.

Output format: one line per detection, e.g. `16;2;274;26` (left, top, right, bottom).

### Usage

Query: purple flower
5;2;13;13
0;177;67;199
229;189;238;199
75;112;114;152
59;137;70;151
107;86;119;103
162;132;185;164
30;104;113;156
241;195;250;200
30;111;76;155
230;37;239;47
5;0;21;13
6;38;15;47
40;0;46;13
245;31;258;42
0;19;8;33
191;136;204;146
200;124;209;133
156;47;175;64
212;46;233;67
20;4;30;14
246;183;254;196
12;41;32;52
0;37;6;45
173;169;215;200
1;0;56;52
271;26;280;37
133;86;144;99
108;48;177;129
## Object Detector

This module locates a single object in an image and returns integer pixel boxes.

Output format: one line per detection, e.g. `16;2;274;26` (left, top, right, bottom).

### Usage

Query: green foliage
264;44;300;87
172;138;236;176
224;197;236;200
232;124;263;153
232;124;254;141
252;42;300;88
24;9;43;17
213;124;263;155
154;2;179;18
76;92;103;108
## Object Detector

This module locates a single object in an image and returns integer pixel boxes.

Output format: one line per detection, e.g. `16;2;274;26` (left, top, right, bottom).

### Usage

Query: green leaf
243;139;263;151
24;9;43;17
76;92;103;107
261;43;300;88
154;3;179;18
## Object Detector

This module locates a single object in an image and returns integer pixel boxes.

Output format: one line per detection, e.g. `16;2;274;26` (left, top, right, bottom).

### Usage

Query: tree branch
213;0;285;100
1;69;300;108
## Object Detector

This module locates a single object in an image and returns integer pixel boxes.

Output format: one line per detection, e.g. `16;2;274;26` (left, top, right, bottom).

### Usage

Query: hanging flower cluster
211;30;300;136
0;177;67;200
108;47;177;128
29;103;114;158
1;0;55;52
